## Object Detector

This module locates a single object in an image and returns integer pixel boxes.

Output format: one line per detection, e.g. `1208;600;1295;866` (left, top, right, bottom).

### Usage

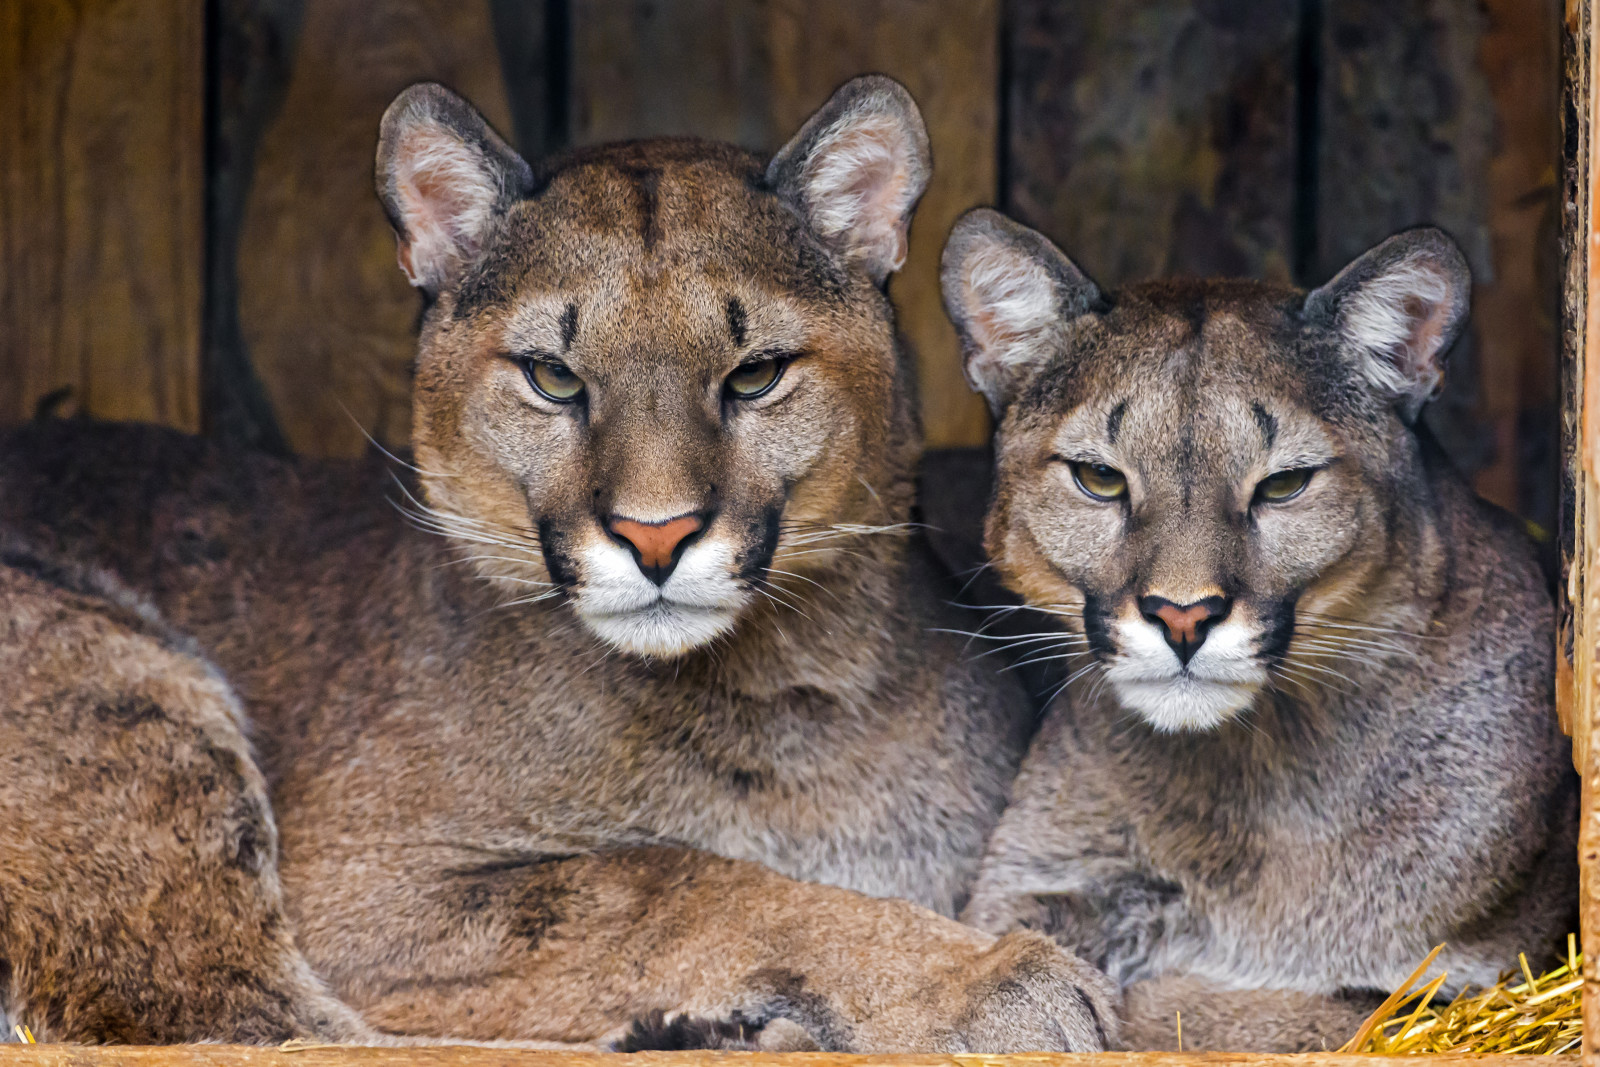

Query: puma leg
1119;974;1381;1053
0;552;373;1044
284;843;1120;1053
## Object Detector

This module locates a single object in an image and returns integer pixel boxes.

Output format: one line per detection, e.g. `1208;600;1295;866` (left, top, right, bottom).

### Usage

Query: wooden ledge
0;1050;1569;1066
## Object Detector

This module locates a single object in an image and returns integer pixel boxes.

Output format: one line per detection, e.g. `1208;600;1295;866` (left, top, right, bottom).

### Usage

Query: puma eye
1070;462;1128;502
725;357;787;400
522;358;585;403
1255;467;1315;503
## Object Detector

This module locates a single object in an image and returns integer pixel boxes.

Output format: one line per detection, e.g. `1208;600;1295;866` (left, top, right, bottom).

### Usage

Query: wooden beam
0;1050;1567;1067
0;0;203;431
232;0;517;457
1005;1;1300;287
569;0;1000;451
1474;0;1562;518
1564;0;1600;1061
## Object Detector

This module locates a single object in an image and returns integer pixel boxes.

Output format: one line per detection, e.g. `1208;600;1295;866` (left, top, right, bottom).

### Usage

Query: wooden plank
233;0;518;457
1317;0;1499;494
1474;0;1562;520
1568;0;1600;1058
569;0;999;451
0;1050;1566;1067
763;1;998;451
1004;1;1300;287
0;0;203;431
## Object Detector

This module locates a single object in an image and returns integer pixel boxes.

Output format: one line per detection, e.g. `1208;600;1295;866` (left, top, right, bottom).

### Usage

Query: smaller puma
940;210;1578;1052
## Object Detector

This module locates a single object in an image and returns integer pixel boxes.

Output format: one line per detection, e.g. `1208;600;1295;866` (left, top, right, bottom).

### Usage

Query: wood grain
569;0;999;450
0;0;203;430
235;0;515;457
1005;0;1300;287
1474;0;1562;517
0;1050;1564;1067
1567;0;1600;1058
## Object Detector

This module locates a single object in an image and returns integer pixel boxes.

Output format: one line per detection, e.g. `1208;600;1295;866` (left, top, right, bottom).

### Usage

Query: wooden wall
0;0;1564;526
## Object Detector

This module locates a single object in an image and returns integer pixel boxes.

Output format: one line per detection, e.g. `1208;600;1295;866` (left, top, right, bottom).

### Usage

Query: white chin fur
578;602;740;657
1106;615;1267;731
572;537;747;657
1110;676;1260;732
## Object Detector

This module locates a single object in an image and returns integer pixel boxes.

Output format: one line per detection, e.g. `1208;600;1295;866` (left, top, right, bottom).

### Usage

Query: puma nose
606;513;706;585
1138;595;1232;666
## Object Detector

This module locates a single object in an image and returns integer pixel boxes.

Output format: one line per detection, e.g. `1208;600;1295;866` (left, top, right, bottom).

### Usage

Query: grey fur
943;213;1577;1051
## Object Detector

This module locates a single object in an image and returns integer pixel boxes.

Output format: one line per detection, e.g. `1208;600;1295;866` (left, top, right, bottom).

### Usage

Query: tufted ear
767;75;931;286
375;82;534;296
1303;227;1471;424
941;208;1103;415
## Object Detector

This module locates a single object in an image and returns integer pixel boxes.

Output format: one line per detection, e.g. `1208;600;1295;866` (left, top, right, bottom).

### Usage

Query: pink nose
1138;594;1232;665
606;514;705;583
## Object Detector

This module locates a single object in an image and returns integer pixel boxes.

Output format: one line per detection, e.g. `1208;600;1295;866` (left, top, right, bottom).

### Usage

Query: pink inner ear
392;125;498;287
806;117;912;273
1401;293;1451;390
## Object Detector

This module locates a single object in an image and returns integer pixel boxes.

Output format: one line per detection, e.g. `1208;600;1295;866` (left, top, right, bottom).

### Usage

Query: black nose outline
604;511;713;586
1137;595;1233;667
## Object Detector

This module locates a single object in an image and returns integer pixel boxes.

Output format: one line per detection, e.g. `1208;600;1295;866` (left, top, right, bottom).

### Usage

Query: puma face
943;210;1470;730
375;78;928;657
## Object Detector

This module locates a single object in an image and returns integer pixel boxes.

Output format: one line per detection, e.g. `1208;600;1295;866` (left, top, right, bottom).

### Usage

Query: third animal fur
941;208;1577;1051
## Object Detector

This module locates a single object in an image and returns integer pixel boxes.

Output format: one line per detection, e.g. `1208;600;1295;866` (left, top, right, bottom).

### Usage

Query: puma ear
941;208;1103;415
767;75;931;286
1303;227;1471;424
375;82;534;296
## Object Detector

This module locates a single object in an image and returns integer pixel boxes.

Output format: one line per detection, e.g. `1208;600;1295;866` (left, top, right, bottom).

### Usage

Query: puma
0;80;1114;1051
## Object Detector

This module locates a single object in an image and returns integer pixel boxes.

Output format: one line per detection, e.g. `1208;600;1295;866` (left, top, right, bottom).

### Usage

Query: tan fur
0;545;373;1044
0;81;1116;1051
942;211;1576;1051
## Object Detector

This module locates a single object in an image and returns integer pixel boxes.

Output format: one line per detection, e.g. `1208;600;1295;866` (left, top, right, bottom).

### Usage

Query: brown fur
0;81;1116;1051
0;544;372;1044
941;210;1576;1051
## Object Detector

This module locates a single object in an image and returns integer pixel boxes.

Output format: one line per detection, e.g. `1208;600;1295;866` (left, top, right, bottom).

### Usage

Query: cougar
939;209;1577;1051
0;80;1117;1050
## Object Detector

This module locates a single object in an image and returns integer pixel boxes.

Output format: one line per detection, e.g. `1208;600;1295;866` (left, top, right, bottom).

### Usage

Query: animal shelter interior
5;0;1600;1061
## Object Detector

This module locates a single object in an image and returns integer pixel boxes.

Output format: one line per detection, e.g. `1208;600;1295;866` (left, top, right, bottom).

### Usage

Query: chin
578;601;741;658
1110;675;1261;732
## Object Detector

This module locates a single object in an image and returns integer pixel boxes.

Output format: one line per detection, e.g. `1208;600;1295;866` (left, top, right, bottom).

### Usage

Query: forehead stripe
727;297;748;348
560;303;578;351
1251;401;1278;449
1106;400;1128;444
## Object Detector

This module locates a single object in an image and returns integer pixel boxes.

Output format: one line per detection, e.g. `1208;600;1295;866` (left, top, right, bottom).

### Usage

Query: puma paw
934;930;1120;1053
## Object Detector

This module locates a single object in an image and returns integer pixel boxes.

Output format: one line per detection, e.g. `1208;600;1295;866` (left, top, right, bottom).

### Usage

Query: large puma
939;210;1577;1051
0;80;1115;1050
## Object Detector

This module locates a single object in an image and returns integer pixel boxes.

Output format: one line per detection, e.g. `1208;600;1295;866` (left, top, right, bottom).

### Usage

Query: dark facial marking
1255;593;1300;663
618;163;663;250
560;303;578;351
737;505;784;584
1106;400;1128;444
1251;401;1278;449
537;518;580;588
1082;593;1119;660
727;297;748;349
1177;421;1197;508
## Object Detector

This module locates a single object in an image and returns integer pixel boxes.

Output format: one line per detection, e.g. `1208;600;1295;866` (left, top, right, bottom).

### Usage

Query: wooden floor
0;1050;1569;1066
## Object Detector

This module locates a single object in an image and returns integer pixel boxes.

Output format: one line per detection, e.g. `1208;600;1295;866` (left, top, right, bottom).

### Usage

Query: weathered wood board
569;0;999;450
0;0;203;431
1561;0;1600;1057
1005;0;1300;287
233;0;515;457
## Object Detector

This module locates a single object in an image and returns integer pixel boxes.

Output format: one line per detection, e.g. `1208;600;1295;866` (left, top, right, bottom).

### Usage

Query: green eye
524;358;585;403
725;357;787;400
1256;467;1314;503
1070;462;1128;501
